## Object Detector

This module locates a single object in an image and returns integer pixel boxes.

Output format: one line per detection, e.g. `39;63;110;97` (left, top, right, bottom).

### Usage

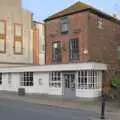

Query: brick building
45;1;120;71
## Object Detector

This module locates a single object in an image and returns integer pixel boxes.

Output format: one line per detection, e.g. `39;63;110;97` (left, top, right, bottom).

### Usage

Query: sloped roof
45;1;90;21
44;1;120;24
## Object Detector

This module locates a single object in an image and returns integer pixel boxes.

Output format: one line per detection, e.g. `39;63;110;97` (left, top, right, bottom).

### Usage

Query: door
63;73;76;99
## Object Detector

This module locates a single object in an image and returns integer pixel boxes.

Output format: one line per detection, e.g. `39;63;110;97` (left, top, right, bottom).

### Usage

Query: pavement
0;91;120;120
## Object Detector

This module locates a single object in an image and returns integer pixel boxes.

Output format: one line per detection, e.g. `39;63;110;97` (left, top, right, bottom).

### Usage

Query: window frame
97;17;104;29
52;41;61;63
0;20;6;53
78;71;101;90
20;72;34;87
49;72;61;88
117;46;120;60
60;16;69;34
0;73;2;85
69;39;79;61
14;23;23;55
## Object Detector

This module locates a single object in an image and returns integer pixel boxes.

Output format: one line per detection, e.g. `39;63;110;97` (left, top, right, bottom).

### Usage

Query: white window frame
20;72;34;87
98;18;104;29
78;71;102;90
8;73;12;85
49;72;61;88
117;46;120;60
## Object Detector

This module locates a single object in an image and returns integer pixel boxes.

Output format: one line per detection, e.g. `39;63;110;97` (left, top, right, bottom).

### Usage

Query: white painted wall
0;64;104;98
0;0;33;64
2;73;20;92
76;89;101;98
23;72;49;94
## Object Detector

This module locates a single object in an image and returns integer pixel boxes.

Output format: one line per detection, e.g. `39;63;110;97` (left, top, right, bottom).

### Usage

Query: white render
0;0;45;66
0;62;107;99
0;62;107;73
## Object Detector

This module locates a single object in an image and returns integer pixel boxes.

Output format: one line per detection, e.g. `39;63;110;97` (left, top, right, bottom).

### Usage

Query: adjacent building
0;0;45;67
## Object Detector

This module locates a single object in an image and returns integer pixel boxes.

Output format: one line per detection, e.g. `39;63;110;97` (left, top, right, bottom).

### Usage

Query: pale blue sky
22;0;120;22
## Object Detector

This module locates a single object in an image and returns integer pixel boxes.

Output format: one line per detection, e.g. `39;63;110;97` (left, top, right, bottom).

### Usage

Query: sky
22;0;120;22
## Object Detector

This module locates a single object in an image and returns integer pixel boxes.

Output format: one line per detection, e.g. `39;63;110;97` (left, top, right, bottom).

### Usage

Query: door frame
62;71;76;98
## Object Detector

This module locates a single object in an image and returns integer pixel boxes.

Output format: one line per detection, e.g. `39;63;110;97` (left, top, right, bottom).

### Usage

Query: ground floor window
8;73;12;85
49;72;61;88
20;72;33;86
78;71;102;89
0;73;2;85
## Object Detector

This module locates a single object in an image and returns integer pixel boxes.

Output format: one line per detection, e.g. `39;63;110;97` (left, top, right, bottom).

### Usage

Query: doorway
63;72;76;99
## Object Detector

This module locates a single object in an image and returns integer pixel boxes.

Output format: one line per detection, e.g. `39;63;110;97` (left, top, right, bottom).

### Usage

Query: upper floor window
98;18;104;29
117;46;120;60
52;41;61;63
69;39;79;61
14;23;23;55
60;16;68;34
0;20;6;53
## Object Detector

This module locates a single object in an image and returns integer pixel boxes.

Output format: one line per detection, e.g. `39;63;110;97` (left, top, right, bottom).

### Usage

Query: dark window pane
60;16;68;33
23;72;33;86
52;42;61;63
69;39;79;60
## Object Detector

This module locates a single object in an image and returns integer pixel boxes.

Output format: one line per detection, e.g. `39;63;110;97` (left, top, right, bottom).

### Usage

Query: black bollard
100;92;106;119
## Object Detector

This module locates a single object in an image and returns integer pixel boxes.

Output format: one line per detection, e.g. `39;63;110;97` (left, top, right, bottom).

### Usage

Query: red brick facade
45;11;90;64
45;4;120;70
88;12;120;69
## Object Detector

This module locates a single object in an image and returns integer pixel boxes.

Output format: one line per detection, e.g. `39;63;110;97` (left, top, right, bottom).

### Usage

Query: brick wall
45;11;89;64
45;10;120;70
88;12;120;69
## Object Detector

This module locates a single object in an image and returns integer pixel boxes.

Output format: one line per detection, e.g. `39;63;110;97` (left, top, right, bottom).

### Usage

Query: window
117;46;120;60
78;71;101;89
69;39;79;60
78;71;87;89
0;20;6;53
14;23;23;55
52;42;61;63
49;72;61;88
60;16;68;34
98;18;104;29
0;73;2;85
20;72;33;86
8;73;12;85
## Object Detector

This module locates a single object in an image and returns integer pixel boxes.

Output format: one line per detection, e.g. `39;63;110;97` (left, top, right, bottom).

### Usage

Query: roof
45;1;90;21
44;1;120;24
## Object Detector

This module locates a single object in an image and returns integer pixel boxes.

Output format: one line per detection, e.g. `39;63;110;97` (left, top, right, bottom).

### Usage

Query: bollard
100;92;106;119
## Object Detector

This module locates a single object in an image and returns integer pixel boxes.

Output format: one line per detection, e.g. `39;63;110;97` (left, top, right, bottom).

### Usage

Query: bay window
78;71;102;89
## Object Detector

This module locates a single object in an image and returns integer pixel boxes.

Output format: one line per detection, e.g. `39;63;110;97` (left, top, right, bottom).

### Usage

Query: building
45;1;120;68
0;62;107;99
0;1;114;99
0;0;45;67
44;1;120;91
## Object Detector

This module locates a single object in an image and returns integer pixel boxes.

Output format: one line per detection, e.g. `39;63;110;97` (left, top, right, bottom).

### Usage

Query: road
0;98;98;120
